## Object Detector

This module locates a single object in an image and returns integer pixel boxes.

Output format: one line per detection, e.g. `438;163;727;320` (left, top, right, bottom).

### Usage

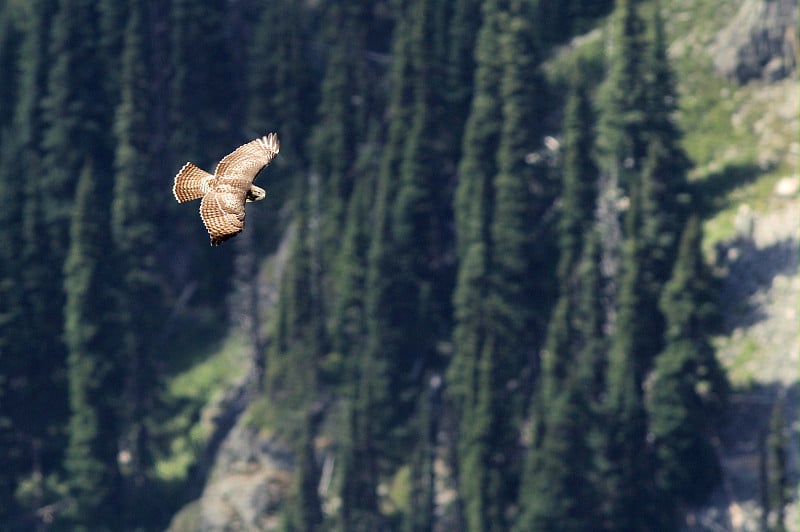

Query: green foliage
0;0;746;528
62;161;122;528
556;63;598;285
0;5;22;138
647;216;728;515
516;374;597;532
109;6;170;522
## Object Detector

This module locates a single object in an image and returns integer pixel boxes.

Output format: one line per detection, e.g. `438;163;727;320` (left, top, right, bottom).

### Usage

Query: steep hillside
164;1;798;530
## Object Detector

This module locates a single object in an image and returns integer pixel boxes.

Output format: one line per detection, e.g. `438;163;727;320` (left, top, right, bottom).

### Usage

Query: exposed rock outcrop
167;419;294;532
710;0;798;83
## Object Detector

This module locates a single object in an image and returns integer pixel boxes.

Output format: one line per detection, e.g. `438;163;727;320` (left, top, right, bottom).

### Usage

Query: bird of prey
173;133;279;245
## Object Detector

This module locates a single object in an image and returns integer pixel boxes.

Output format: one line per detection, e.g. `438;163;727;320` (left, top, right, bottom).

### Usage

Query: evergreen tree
556;63;598;285
170;0;235;166
248;0;316;170
97;0;128;107
658;215;727;413
62;160;123;529
330;172;375;373
336;384;384;532
111;2;165;520
0;6;24;517
282;413;324;532
595;0;649;185
0;4;21;139
536;62;598;401
270;178;326;530
515;373;597;531
517;228;608;530
573;229;610;404
646;216;727;524
359;0;425;477
169;0;239;306
269;177;326;417
41;0;113;246
37;9;115;497
593;0;648;323
391;0;455;411
1;0;75;516
452;0;505;260
460;3;554;529
448;0;506;439
444;0;481;164
595;211;656;531
309;3;376;265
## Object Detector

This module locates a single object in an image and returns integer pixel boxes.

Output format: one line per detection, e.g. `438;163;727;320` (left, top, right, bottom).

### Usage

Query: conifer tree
595;0;649;184
3;0;83;514
270;178;326;530
391;0;455;403
309;4;369;264
38;7;114;475
62;160;123;528
97;0;128;106
593;0;648;321
41;0;113;243
595;208;657;531
336;385;384;531
282;413;324;532
169;0;239;306
515;373;597;531
0;17;23;513
360;0;424;468
517;229;607;531
535;64;598;403
646;216;727;524
452;0;505;260
269;177;326;415
445;0;481;164
489;0;552;381
111;2;165;516
453;0;559;528
556;64;598;285
572;229;609;403
0;5;21;139
449;0;506;431
248;0;315;170
330;173;375;371
171;0;235;166
402;378;438;532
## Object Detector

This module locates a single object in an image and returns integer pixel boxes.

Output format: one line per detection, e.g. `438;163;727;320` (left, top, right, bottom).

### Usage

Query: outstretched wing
214;132;280;184
199;184;248;245
173;162;214;203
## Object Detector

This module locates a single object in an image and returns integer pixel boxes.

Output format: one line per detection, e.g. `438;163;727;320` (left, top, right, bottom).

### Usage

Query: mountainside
167;1;799;531
0;1;796;530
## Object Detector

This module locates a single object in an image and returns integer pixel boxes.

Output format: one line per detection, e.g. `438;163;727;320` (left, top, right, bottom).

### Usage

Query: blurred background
0;0;796;530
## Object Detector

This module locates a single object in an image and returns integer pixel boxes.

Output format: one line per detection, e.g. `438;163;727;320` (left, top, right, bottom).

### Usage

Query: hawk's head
246;185;266;202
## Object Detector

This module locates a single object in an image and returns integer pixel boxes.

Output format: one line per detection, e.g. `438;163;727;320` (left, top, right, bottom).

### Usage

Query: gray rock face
710;0;798;83
167;420;294;532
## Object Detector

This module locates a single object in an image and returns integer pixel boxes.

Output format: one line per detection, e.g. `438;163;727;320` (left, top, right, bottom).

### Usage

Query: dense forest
0;0;737;530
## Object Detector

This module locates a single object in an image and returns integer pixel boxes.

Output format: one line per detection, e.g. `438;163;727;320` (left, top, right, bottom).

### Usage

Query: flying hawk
173;133;279;245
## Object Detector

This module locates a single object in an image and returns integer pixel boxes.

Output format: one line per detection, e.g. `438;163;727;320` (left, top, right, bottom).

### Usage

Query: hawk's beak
247;186;266;202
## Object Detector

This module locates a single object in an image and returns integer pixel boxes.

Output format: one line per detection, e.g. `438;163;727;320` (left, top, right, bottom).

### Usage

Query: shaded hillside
0;1;796;531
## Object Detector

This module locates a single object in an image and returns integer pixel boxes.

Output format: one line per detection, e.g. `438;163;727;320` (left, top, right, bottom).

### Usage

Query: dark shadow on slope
716;237;798;332
684;382;798;531
690;162;762;218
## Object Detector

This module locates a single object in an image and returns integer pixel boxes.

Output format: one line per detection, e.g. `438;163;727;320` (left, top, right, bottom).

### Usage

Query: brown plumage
173;133;280;245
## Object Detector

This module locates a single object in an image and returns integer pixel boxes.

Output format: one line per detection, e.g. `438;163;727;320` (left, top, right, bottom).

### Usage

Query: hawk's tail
173;162;213;203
